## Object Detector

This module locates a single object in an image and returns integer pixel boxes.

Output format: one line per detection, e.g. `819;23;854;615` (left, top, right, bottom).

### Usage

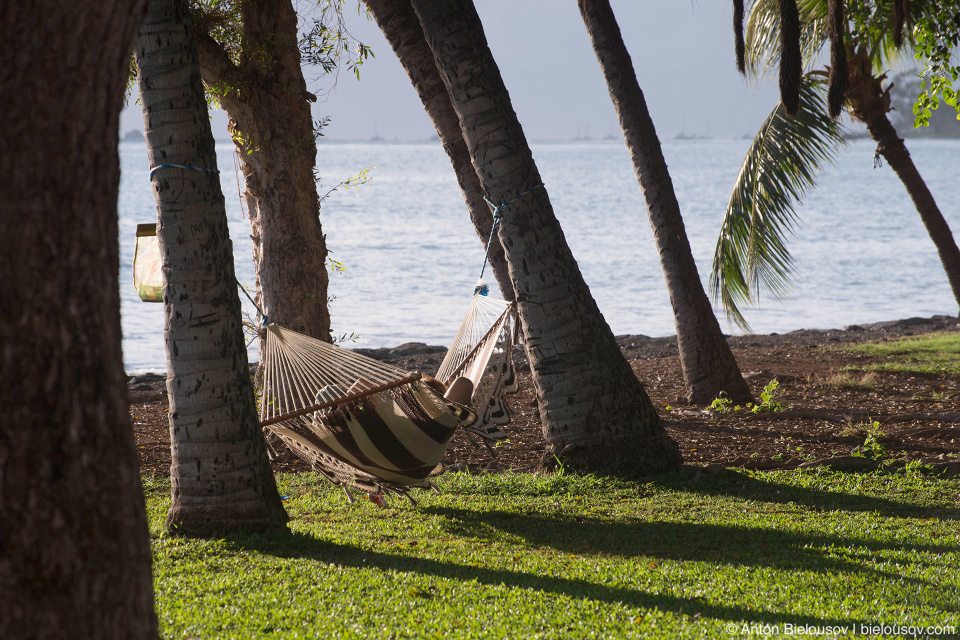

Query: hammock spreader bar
261;374;423;428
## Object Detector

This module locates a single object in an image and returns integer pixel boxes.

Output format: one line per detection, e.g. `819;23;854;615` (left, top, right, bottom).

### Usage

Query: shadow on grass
421;505;953;595
241;469;960;624
658;468;960;521
227;529;877;629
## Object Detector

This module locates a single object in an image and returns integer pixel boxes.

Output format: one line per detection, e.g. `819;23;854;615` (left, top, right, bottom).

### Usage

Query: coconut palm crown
712;0;960;329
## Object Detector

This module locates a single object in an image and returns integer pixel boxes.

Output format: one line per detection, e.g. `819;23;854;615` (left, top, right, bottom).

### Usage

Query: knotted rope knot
872;136;902;169
149;164;220;178
476;184;544;288
482;183;544;216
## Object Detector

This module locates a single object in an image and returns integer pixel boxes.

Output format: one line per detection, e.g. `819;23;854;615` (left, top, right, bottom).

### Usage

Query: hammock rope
237;281;268;325
476;184;544;292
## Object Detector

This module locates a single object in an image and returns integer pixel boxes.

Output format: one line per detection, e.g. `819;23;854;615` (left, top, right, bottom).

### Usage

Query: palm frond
744;0;828;80
710;76;847;331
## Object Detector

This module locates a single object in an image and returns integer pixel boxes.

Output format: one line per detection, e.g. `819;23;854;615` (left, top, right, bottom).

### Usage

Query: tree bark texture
193;0;332;346
578;0;753;405
410;0;682;476
0;1;159;637
136;0;288;535
364;0;515;302
845;49;960;312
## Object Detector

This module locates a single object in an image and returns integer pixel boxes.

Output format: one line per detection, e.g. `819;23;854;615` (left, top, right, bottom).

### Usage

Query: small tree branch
193;29;244;111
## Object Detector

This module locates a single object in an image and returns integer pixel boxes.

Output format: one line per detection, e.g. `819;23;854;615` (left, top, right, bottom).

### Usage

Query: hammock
259;294;518;499
133;215;519;499
436;293;518;440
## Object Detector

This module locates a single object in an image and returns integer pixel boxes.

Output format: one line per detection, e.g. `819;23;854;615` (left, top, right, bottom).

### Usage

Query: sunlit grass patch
840;332;960;375
146;468;960;639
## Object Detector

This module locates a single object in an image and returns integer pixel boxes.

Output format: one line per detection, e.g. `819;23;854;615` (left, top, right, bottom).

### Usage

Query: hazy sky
122;0;783;141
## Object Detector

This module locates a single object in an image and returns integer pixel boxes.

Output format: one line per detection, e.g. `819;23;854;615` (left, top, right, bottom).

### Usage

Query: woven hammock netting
259;293;518;498
436;294;518;435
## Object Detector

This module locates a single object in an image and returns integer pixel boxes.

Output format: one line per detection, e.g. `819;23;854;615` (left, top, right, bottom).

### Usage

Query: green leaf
711;76;846;330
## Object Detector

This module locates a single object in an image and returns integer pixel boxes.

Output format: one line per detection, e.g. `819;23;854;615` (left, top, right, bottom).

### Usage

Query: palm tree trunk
874;125;960;310
364;0;515;302
193;0;332;348
1;0;158;636
577;0;753;405
847;50;960;312
136;0;288;535
410;0;682;475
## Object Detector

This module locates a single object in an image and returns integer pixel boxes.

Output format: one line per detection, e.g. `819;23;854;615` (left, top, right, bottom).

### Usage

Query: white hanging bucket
133;223;163;302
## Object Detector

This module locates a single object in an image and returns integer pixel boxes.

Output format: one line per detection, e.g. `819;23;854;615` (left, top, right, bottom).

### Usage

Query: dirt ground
129;315;960;478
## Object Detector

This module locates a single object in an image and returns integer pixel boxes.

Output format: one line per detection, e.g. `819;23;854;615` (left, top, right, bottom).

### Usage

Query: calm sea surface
119;138;959;373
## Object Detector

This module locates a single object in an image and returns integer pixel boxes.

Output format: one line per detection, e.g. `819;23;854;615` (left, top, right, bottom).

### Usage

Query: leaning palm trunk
193;0;332;348
136;0;288;534
363;0;514;302
578;0;753;405
1;1;158;635
410;0;682;475
845;50;960;311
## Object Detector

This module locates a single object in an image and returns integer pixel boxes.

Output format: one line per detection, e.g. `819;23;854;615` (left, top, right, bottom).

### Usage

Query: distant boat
122;129;144;142
676;113;712;141
674;132;712;141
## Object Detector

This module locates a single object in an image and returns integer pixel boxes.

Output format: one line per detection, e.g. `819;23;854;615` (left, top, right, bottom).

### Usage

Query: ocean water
118;137;960;373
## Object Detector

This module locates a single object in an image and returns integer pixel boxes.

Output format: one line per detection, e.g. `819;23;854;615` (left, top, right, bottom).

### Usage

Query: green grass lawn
146;467;960;639
843;332;960;375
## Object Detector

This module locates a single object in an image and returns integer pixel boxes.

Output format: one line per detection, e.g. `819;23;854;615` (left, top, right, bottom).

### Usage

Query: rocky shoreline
341;314;960;377
128;314;959;386
129;313;960;477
